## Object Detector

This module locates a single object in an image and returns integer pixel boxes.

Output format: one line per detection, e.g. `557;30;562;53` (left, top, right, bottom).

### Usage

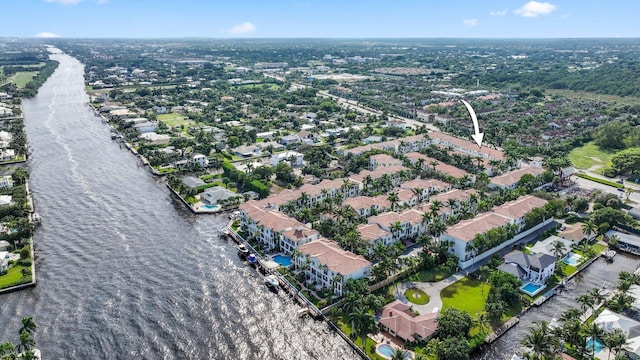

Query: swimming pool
273;254;292;267
376;344;411;359
202;204;220;210
564;252;582;266
520;282;545;296
586;337;605;353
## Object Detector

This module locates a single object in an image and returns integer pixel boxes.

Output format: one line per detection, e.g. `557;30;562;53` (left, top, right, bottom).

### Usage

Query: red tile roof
297;238;372;276
379;300;438;342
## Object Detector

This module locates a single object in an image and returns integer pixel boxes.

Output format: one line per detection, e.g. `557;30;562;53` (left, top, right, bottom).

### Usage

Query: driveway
392;273;464;314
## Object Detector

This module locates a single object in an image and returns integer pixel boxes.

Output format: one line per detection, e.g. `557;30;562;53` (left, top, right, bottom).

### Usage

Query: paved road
393;273;465;314
571;174;640;204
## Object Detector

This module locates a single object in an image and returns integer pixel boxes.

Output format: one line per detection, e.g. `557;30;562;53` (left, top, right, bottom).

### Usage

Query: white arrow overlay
460;99;484;148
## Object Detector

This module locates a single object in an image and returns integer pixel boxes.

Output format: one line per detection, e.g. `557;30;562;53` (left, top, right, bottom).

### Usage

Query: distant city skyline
2;0;638;39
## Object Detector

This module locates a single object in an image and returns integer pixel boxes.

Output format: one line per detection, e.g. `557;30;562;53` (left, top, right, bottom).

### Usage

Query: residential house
295;238;372;295
201;187;237;205
489;166;547;190
529;235;573;258
0;251;8;272
0;175;13;189
139;132;171;145
405;152;475;183
343;195;390;218
357;223;393;246
232;144;262;157
0;195;12;207
0;149;15;161
190;154;209;168
441;195;550;269
279;134;301;146
594;309;640;359
343;134;430;157
400;178;451;200
271;151;304;167
181;176;206;189
369;154;403;171
132;121;159;134
427;131;506;162
498;250;556;283
378;300;438;343
239;201;318;254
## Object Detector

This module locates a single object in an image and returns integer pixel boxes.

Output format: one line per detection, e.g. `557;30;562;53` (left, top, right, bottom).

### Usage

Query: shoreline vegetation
0;49;59;294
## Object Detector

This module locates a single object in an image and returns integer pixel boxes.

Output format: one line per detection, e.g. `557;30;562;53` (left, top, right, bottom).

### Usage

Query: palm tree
387;191;400;211
551;240;566;259
603;328;628;360
390;348;411;360
475;311;489;335
576;293;595;313
521;321;560;359
390;221;403;242
429;160;439;170
588;288;606;306
584;322;605;357
582;220;597;240
19;317;36;337
429;217;446;240
348;306;377;348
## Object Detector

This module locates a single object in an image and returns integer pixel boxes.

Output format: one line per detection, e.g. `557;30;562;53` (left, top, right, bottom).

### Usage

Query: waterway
474;253;639;359
0;50;356;359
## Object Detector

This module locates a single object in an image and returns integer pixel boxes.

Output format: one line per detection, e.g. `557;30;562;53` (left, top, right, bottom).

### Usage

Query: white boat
265;274;279;289
237;244;249;258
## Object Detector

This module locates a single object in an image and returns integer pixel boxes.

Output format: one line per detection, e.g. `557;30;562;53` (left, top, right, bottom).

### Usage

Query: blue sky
2;0;638;38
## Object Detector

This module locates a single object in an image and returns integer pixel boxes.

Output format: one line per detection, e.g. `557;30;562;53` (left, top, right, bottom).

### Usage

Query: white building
0;175;13;189
441;195;550;269
271;151;303;167
296;238;372;295
498;250;556;283
190;154;209;168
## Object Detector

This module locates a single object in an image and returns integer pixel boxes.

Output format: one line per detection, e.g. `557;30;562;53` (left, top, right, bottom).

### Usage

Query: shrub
20;246;30;260
17;259;31;267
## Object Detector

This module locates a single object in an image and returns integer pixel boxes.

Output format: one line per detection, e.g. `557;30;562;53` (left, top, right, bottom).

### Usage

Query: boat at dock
603;249;617;260
265;274;280;292
237;244;249;258
247;253;258;267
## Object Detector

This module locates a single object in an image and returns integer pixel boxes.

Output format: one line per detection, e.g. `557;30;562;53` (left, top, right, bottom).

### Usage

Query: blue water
521;282;544;296
377;344;410;359
202;204;220;210
564;252;582;266
273;255;292;267
586;337;605;353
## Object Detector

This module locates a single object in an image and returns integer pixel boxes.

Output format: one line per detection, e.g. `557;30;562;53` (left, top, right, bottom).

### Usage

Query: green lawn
12;72;38;88
0;265;29;289
562;264;578;277
412;267;454;282
405;287;430;305
592;243;607;254
441;278;490;315
157;113;194;128
568;142;616;171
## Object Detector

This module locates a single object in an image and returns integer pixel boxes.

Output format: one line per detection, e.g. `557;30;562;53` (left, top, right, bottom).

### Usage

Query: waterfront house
201;187;237;205
0;195;12;207
0;240;10;251
594;309;640;359
498;250;556;283
181;176;206;190
0;149;16;161
139;132;171;145
0;175;13;189
0;251;8;272
378;300;438;343
529;235;573;258
606;230;640;255
132;121;159;134
295;238;372;295
239;201;318;254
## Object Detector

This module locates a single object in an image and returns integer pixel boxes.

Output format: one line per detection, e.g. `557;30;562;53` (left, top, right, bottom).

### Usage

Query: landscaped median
575;173;624;188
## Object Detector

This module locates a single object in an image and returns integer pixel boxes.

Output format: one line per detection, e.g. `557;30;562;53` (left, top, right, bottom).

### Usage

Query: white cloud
514;1;557;17
489;9;508;16
45;0;83;4
228;22;256;35
463;19;478;27
35;32;61;38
